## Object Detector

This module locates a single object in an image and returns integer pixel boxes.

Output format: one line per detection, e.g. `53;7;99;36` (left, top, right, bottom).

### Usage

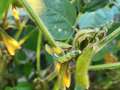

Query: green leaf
41;0;76;40
83;0;109;11
5;87;15;90
14;50;27;63
77;5;120;29
72;0;109;12
15;82;32;90
78;8;113;28
23;62;33;77
23;26;38;51
5;82;32;90
0;0;12;19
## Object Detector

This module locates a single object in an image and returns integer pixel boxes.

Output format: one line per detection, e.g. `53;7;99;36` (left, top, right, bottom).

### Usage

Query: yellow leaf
45;44;53;55
12;7;20;20
0;29;21;55
55;63;61;73
45;44;63;55
63;70;71;88
104;52;118;64
53;47;63;55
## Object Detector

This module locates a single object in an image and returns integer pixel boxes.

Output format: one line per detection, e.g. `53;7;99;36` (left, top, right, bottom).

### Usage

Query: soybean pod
75;45;95;90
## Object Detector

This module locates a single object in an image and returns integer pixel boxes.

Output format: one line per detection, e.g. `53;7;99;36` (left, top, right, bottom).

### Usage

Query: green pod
75;46;95;89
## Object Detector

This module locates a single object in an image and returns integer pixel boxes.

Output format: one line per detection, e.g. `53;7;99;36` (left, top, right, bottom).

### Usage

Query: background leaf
0;0;12;19
41;0;76;41
77;6;120;29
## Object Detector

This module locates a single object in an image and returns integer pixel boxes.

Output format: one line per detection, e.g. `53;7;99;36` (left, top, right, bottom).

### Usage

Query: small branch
44;62;120;82
36;30;42;75
15;20;26;40
89;62;120;71
44;70;57;82
12;6;23;40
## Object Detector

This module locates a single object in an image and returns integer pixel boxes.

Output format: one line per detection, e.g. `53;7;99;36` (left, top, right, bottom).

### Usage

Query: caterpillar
55;50;81;63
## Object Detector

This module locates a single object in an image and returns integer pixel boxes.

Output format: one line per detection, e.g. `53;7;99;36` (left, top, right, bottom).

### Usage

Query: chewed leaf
0;29;21;55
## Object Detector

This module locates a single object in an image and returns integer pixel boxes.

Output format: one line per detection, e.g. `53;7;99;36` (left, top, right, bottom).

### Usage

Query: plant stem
98;27;120;52
18;0;57;47
45;70;57;82
36;30;42;75
15;21;26;40
2;9;8;28
89;62;120;71
45;62;120;81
